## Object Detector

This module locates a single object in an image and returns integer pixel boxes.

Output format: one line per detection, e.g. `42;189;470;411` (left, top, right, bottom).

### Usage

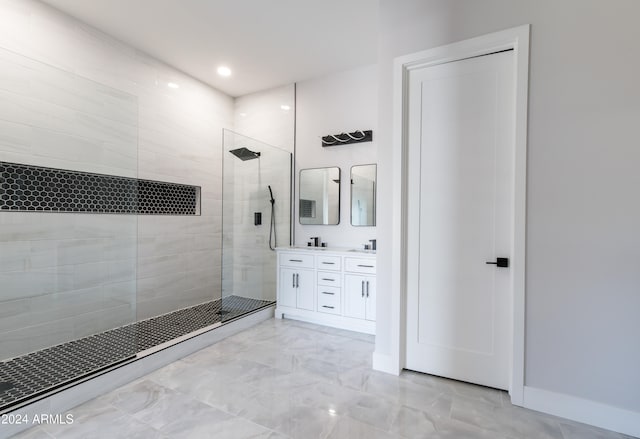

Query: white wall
375;0;640;429
0;0;233;358
234;84;295;153
295;64;378;248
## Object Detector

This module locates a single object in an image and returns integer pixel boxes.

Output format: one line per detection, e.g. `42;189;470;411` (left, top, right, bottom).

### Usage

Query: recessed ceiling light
217;66;232;77
239;112;247;117
280;105;291;111
167;82;179;89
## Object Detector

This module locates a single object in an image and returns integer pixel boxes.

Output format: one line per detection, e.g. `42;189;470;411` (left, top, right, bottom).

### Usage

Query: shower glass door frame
221;129;292;322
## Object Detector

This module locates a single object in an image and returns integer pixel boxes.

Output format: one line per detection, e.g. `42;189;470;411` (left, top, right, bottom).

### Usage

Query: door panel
365;278;376;321
344;274;366;319
279;268;297;308
296;269;315;311
405;51;515;390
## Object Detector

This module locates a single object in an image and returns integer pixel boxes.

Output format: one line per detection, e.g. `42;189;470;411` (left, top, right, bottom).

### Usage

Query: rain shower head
229;147;261;161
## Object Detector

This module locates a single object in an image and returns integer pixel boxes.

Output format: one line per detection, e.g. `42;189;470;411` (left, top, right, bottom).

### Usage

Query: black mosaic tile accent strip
0;296;273;412
0;328;137;413
0;161;200;215
137;180;199;216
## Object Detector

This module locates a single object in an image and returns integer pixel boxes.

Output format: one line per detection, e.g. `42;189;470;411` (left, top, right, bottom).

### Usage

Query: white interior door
405;50;515;390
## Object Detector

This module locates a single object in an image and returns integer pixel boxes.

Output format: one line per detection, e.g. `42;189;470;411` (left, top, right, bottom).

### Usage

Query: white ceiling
41;0;378;97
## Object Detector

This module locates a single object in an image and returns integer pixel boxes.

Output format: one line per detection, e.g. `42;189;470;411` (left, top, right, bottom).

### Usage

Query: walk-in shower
0;46;291;414
222;130;291;313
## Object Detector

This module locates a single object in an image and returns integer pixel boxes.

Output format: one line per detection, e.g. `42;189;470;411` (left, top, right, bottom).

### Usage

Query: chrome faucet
369;239;377;251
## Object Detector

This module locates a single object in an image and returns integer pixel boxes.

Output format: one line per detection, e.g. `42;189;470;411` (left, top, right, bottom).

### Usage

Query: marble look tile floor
12;319;635;439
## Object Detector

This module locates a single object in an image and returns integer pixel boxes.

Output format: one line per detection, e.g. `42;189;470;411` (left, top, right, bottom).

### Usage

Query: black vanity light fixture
322;130;372;147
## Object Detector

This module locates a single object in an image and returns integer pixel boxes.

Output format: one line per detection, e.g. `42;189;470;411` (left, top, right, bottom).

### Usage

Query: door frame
392;25;530;405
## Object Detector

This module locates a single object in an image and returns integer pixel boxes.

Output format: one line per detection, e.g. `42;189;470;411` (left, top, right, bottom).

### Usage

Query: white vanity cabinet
275;248;376;334
278;252;315;311
344;257;377;321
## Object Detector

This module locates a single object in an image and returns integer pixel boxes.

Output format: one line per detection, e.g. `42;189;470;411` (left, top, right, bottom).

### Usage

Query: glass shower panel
221;130;291;321
0;48;138;410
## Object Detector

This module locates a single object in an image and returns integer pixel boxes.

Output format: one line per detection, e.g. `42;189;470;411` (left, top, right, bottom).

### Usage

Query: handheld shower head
268;185;276;251
268;185;275;204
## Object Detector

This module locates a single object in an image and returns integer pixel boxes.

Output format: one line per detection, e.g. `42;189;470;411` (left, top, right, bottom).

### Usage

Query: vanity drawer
344;257;376;274
279;252;314;269
318;271;341;287
317;287;341;315
316;255;341;271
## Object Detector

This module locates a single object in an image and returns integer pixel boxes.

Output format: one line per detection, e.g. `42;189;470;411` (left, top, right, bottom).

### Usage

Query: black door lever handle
486;257;509;268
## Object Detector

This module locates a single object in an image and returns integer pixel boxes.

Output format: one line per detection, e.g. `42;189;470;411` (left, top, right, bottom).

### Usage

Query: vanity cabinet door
279;268;297;308
364;277;376;321
344;274;367;320
295;268;315;311
345;274;376;321
279;267;315;310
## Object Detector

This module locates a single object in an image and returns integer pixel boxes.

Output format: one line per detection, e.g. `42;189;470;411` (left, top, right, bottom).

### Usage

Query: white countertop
276;246;376;256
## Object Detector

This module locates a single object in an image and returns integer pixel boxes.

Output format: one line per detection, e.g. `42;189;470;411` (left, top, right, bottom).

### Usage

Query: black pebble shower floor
0;296;273;412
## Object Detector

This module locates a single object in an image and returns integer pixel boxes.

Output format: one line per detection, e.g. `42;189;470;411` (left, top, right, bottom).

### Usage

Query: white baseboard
372;351;401;375
523;386;640;438
276;306;375;335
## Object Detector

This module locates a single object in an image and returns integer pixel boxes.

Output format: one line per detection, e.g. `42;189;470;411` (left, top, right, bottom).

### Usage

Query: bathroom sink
348;249;376;254
294;246;327;251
